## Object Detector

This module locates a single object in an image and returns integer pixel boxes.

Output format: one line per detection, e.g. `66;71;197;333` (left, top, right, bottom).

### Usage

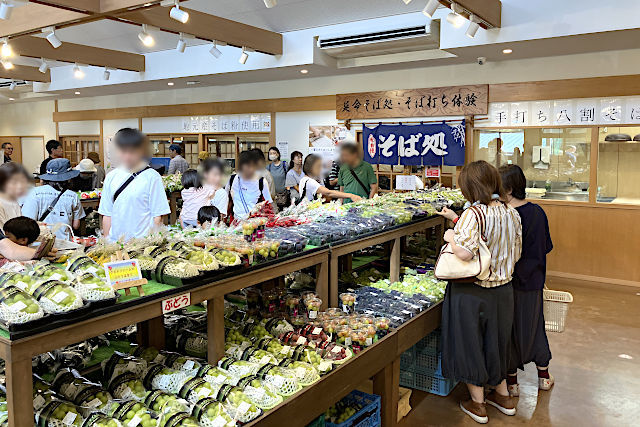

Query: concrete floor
399;278;640;426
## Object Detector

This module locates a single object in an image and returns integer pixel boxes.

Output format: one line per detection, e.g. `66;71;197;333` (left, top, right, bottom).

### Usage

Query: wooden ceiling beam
0;65;51;82
29;0;102;13
10;36;145;72
117;6;283;55
439;0;501;28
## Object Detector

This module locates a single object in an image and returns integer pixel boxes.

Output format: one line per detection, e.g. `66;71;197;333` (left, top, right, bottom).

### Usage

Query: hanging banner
363;121;465;166
336;85;488;119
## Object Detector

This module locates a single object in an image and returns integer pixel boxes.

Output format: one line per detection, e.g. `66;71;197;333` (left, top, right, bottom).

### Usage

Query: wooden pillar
207;296;226;364
329;253;340;308
373;358;400;427
169;192;179;225
316;259;329;311
389;237;401;283
435;217;445;251
6;355;33;427
137;316;165;349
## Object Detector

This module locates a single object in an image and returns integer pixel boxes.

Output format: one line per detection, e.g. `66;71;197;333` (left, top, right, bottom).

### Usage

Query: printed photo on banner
309;125;351;171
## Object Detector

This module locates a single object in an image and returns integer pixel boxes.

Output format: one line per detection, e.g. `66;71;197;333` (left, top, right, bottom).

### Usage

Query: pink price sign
103;259;142;286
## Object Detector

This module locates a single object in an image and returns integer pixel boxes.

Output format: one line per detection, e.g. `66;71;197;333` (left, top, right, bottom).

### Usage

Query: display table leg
316;259;329;311
169;195;177;225
389;237;401;283
435;218;444;250
6;356;33;427
329;254;339;308
373;358;400;427
137;316;165;349
207;297;225;364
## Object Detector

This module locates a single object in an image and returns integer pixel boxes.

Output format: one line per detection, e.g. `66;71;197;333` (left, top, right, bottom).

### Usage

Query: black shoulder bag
349;168;370;198
294;181;308;205
113;166;151;202
38;189;66;222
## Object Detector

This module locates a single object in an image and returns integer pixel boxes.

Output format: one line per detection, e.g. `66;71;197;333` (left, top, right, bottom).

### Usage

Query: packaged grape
240;322;271;341
238;347;278;366
19;279;83;314
234;375;282;410
73;273;116;302
36;400;84;426
51;369;95;401
143;364;191;395
74;384;113;415
191;397;236;427
31;262;75;282
217;357;259;379
284;294;300;317
304;297;322;319
175;376;221;404
224;329;251;350
286;344;332;375
196;364;236;386
144;391;190;415
108;372;147;401
290;314;307;327
107;400;158;427
255;337;287;359
209;249;241;267
165;353;203;377
298;324;330;343
0;285;44;324
316;341;352;365
65;255;105;279
278;359;320;386
278;330;308;347
183;250;219;271
359;324;377;347
300;291;317;303
176;331;207;359
157;411;199;427
212;384;261;423
262;317;294;336
375;317;391;336
132;346;161;364
81;413;124;427
335;326;353;346
102;352;148;382
137;255;159;275
154;256;200;284
255;363;301;397
324;307;343;318
339;292;357;313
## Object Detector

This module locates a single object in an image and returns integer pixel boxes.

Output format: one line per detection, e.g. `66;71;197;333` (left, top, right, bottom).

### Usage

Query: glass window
597;126;640;204
474;128;591;202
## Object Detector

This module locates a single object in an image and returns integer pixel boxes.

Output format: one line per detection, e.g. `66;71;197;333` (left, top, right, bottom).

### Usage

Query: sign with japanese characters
181;113;271;133
362;121;466;166
336;85;488;119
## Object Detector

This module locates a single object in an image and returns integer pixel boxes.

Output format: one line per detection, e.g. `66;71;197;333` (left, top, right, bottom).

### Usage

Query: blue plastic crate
399;368;415;387
416;328;441;353
325;390;381;427
400;365;458;396
414;348;443;376
400;346;415;368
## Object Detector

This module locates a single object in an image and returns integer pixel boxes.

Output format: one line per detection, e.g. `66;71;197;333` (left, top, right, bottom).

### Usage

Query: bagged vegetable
191;398;236;427
0;285;44;324
255;363;300;397
234;375;282;410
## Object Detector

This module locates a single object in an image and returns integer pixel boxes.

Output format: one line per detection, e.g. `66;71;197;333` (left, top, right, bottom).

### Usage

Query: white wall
275;111;337;157
21;137;45;175
103;119;140;169
58;120;100;136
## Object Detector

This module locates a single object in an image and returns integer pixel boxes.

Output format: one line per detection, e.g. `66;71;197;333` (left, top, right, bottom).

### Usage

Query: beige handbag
434;206;492;282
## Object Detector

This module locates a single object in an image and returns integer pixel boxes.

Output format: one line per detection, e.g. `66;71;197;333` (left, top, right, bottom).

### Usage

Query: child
297;154;362;204
22;158;85;241
180;169;212;228
0;162;31;229
197;205;221;228
226;150;272;221
98;128;170;241
3;216;40;246
201;158;228;220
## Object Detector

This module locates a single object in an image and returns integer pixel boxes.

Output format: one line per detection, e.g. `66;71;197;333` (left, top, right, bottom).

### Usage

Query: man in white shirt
225;150;272;220
168;144;189;175
99;128;170;242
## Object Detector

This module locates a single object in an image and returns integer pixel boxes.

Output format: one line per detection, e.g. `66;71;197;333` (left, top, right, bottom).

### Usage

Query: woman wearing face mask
267;147;288;210
285;151;304;205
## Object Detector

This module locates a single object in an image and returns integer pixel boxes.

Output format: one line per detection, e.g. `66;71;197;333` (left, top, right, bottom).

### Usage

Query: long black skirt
508;288;552;371
441;281;514;387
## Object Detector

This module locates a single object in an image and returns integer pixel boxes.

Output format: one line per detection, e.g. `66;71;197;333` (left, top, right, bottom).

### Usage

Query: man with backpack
337;143;378;203
225;150;272;221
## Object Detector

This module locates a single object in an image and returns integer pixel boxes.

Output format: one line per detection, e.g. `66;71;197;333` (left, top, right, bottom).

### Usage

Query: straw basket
543;288;573;332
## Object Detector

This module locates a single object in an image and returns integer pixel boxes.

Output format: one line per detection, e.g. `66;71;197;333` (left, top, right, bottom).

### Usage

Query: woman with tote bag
436;160;522;424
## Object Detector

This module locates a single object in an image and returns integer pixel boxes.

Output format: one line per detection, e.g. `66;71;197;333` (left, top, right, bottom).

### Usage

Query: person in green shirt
337;143;378;203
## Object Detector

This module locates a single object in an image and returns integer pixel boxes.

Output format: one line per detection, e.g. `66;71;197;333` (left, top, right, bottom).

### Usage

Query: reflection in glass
597;126;640;205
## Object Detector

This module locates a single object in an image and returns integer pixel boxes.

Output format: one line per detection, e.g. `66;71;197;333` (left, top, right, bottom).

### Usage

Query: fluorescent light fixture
263;0;277;8
466;15;480;38
176;33;186;53
422;0;439;18
0;1;12;20
74;91;80;95
73;63;85;79
9;81;16;90
209;41;222;58
502;48;513;54
38;58;49;73
239;47;248;64
42;27;62;49
169;1;189;23
0;38;13;58
138;24;155;47
1;59;13;70
103;68;111;80
300;69;308;74
167;81;174;86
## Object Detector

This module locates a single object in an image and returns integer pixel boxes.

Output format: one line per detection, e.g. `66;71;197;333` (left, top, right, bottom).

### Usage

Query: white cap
75;158;97;173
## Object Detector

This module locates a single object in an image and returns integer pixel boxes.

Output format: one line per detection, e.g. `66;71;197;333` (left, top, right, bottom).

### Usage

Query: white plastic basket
543;288;573;332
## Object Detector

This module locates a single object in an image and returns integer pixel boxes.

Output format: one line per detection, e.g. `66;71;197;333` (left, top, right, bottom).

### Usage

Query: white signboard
180;113;271;133
395;175;418;191
277;141;289;159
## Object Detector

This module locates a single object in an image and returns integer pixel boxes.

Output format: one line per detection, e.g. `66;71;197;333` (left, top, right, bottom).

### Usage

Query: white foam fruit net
0;286;44;324
258;365;301;397
145;365;192;395
236;376;282;410
217;358;259;380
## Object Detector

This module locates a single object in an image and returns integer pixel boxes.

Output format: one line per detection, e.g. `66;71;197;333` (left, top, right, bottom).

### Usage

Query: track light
73;63;84;79
169;1;189;23
0;1;13;20
263;0;277;8
465;15;480;38
1;59;13;70
176;34;186;53
9;81;16;91
239;47;248;64
447;3;466;29
42;27;62;48
0;38;13;58
38;58;49;73
103;68;111;80
422;0;439;18
209;41;222;58
402;0;412;4
138;24;155;47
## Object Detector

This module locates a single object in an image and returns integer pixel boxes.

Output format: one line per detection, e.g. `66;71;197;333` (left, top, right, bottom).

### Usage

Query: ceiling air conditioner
317;20;440;59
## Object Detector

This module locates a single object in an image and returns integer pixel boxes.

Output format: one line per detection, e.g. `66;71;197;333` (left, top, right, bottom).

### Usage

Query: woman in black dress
499;165;554;397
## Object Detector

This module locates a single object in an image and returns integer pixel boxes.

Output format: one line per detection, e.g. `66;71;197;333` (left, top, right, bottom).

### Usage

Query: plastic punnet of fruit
107;400;158;427
108;372;148;401
255;363;301;397
65;255;106;278
80;413;124;427
36;400;84;426
212;384;261;423
339;292;356;313
144;390;190;416
305;297;322;320
73;273;116;301
191;397;236;427
209;249;241;267
0;285;44;324
335;325;353;346
234;375;282;410
19;278;83;314
316;341;352;365
143;364;192;395
74;385;113;415
102;352;148;382
278;359;320;386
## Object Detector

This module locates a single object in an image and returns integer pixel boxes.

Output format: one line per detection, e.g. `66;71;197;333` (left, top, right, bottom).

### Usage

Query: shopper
23;158;85;241
0;162;31;229
179;169;212;228
168;144;189;175
337;143;378;203
436;160;522;424
72;158;97;191
98;128;170;242
202;157;228;220
226;150;272;221
296;154;362;204
87;152;105;188
2;142;13;163
285;151;304;203
251;149;276;203
499;164;554;397
326;160;341;190
266;147;289;209
197;205;221;228
3;216;40;246
40;139;64;175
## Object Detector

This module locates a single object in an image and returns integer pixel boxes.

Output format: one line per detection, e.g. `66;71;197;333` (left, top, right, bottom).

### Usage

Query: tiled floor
399;278;640;426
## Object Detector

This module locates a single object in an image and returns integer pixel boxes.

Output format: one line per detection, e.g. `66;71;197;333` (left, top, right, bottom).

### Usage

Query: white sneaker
538;373;554;391
508;383;520;397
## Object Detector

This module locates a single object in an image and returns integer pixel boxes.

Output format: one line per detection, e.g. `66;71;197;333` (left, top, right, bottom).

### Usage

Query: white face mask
268;154;278;161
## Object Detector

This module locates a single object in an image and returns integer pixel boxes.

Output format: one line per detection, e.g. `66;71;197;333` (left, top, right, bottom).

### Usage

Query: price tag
318;361;332;371
183;360;195;370
212;416;227;427
50;272;63;281
351;272;358;278
8;301;27;312
87;398;102;408
162;292;191;314
51;291;68;303
296;336;306;345
345;337;352;346
86;266;99;274
33;395;45;409
197;388;210;397
280;345;291;354
237;401;251;415
312;327;322;335
62;412;77;425
259;356;271;364
365;337;373;346
308;311;317;319
295;367;306;378
128;414;142;427
104;259;143;286
331;346;342;353
15;281;28;291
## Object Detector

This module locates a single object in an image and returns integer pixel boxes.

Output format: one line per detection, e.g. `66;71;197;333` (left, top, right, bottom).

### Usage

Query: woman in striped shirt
437;160;522;424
